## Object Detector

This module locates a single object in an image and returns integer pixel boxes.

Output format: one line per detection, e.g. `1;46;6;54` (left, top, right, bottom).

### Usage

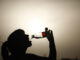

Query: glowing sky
0;0;80;60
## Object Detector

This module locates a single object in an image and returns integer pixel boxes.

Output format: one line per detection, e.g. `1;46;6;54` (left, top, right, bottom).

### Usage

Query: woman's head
7;29;32;54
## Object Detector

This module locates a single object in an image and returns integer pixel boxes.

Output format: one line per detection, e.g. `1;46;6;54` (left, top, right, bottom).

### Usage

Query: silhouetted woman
1;28;57;60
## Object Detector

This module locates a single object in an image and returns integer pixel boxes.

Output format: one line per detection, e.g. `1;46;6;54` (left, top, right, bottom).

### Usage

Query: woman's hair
8;29;25;42
7;29;25;54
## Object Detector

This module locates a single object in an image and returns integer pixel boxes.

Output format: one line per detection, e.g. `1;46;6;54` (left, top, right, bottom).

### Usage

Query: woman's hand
46;29;54;43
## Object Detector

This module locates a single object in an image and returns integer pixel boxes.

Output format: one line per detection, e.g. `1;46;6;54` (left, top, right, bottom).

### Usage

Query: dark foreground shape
1;28;57;60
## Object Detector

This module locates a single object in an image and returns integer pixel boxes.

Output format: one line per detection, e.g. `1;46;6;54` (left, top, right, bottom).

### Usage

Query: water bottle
32;27;48;39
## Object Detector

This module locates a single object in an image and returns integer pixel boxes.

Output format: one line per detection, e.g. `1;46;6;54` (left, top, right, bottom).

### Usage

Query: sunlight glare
27;18;45;34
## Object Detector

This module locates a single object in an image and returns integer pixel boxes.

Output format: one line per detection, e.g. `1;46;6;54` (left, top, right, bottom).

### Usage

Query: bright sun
27;18;45;34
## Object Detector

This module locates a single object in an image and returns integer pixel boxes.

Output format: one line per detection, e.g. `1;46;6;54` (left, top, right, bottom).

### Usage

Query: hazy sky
0;0;80;60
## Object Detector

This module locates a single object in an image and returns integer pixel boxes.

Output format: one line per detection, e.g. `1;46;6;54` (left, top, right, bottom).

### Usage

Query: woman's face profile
24;35;32;48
